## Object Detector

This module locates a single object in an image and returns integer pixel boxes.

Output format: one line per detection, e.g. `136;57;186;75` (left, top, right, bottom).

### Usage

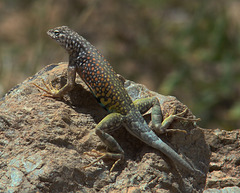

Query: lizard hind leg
133;96;166;134
82;113;125;172
133;96;200;135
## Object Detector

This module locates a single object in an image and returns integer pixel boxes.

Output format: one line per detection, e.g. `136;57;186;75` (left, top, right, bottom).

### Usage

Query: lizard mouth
46;30;55;39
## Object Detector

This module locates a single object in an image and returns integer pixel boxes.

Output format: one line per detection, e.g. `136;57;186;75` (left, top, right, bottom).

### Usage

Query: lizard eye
54;30;60;36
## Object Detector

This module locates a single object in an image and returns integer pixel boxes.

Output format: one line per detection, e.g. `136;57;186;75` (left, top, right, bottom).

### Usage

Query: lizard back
47;26;134;115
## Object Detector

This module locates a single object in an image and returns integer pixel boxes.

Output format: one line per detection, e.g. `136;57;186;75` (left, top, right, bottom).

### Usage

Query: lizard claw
32;79;61;98
82;149;107;169
82;149;123;172
174;108;201;122
164;108;200;133
164;128;188;134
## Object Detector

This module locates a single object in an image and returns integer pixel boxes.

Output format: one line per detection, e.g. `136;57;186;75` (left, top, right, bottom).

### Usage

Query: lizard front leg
83;113;125;172
33;65;76;98
133;96;200;135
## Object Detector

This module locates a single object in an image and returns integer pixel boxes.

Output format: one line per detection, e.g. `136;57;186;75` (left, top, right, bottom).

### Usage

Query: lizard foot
173;108;201;122
32;79;61;98
164;108;201;134
82;149;123;172
164;128;188;134
153;107;201;135
168;108;200;133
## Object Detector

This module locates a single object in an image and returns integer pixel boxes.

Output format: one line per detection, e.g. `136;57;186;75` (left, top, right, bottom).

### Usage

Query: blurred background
0;0;240;130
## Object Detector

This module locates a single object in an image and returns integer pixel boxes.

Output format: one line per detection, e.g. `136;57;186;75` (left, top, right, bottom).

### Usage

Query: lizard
34;26;204;176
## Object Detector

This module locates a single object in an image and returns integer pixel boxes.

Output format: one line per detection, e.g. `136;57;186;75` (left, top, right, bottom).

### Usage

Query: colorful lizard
34;26;203;176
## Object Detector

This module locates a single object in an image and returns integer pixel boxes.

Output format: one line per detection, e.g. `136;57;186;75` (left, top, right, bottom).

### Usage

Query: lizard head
47;26;81;53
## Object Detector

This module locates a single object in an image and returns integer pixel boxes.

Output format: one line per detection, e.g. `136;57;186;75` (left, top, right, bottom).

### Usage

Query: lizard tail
151;139;204;176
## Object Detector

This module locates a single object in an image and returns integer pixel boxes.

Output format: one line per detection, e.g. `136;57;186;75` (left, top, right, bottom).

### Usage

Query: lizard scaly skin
35;26;203;176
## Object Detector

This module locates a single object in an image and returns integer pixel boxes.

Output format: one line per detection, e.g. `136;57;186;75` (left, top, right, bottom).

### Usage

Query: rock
203;186;240;193
0;63;209;193
204;129;240;191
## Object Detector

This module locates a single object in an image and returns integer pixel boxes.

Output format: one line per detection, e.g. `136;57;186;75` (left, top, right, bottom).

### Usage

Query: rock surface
1;63;210;192
203;129;240;193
